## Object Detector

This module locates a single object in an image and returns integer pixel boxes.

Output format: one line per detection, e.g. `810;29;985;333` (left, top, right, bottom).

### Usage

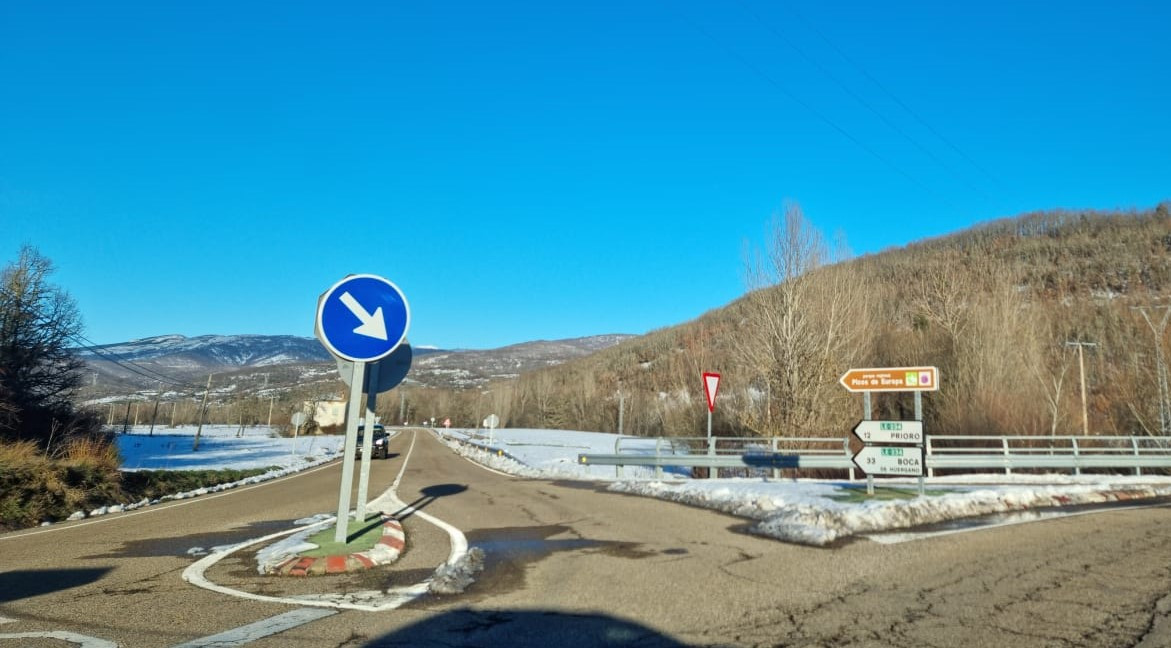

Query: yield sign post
703;373;721;441
703;373;721;414
702;372;721;480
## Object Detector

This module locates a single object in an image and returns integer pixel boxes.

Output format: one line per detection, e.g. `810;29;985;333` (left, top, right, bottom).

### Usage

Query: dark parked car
356;424;390;459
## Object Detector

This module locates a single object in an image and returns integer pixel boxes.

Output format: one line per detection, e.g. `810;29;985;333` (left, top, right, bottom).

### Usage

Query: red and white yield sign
703;372;721;412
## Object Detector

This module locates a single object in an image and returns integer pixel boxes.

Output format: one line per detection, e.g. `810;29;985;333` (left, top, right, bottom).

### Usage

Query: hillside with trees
398;203;1171;441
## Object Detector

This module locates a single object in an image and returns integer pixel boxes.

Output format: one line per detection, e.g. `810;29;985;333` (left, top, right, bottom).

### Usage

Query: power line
782;2;1000;185
69;333;199;390
733;0;991;202
667;5;959;207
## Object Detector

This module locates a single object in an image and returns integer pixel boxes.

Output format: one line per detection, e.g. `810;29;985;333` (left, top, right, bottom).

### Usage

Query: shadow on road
391;483;468;521
0;567;112;603
362;608;689;647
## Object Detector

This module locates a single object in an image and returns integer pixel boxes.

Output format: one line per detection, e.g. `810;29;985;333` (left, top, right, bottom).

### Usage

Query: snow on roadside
40;426;348;527
609;478;1171;546
436;427;1171;547
438;428;689;480
115;425;345;471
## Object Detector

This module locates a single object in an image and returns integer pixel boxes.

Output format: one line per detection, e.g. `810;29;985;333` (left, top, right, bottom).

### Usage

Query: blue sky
2;1;1168;350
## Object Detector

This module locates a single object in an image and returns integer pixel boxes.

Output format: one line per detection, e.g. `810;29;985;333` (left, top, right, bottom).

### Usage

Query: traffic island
258;514;405;576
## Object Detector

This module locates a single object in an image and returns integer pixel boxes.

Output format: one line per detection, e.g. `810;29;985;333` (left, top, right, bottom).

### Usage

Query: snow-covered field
114;425;346;471
438;427;691;480
98;425;1171;547
440;427;1171;546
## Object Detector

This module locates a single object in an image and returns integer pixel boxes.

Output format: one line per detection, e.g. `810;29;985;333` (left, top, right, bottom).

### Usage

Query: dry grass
63;437;121;471
0;437;122;532
0;439;43;464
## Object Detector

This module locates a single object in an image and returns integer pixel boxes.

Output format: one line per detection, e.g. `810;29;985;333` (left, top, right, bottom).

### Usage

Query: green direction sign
852;420;924;445
852;445;924;477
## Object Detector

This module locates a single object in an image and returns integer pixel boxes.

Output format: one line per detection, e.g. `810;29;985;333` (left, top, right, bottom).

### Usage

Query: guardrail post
1072;438;1080;476
615;436;623;479
1003;438;1012;475
926;436;934;478
708;437;717;480
1133;437;1142;476
655;437;663;480
771;437;780;480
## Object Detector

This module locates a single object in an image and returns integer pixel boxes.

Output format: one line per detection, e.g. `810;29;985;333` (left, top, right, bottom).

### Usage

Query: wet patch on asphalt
406;524;689;606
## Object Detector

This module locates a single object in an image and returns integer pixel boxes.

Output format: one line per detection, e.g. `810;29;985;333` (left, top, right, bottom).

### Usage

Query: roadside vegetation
385;203;1171;441
0;434;277;532
0;247;281;531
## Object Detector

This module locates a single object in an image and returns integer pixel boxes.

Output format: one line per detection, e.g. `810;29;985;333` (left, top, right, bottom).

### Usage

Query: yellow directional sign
839;366;939;393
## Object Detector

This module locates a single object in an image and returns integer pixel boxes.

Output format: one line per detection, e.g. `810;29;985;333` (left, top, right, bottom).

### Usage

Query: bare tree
0;246;94;445
733;203;871;437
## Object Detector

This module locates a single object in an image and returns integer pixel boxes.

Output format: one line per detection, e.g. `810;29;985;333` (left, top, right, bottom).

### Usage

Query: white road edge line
182;429;470;612
866;501;1171;544
0;461;341;542
170;607;337;648
0;631;117;647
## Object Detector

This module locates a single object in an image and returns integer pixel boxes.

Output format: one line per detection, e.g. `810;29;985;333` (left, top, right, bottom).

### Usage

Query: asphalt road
2;429;1171;647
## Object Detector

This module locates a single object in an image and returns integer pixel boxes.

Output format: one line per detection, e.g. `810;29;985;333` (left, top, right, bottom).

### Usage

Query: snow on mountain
78;333;634;396
79;334;332;367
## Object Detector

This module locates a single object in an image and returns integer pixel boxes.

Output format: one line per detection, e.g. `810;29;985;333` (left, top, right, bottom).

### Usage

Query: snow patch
429;547;485;594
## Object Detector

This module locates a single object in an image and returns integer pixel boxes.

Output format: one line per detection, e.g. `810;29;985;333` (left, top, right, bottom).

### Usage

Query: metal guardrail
578;435;1171;479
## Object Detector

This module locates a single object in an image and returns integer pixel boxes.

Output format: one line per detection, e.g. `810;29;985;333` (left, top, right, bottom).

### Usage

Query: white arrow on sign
339;291;388;341
852;445;924;477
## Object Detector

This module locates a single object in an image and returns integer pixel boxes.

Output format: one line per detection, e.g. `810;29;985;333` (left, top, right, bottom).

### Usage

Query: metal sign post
316;274;411;546
703;372;720;479
915;390;925;496
841;366;938;498
485;413;500;445
356;362;380;523
334;362;365;543
290;411;306;458
864;391;873;495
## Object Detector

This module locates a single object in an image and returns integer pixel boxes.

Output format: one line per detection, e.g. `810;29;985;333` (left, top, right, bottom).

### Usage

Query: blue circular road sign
315;274;410;362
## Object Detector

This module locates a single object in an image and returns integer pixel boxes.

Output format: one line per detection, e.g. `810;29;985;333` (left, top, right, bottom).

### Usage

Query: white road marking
183;430;471;612
866;501;1170;544
170;608;337;647
0;617;14;625
0;461;341;542
0;631;117;647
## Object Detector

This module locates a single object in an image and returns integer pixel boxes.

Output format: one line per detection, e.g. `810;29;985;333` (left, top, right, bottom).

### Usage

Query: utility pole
1065;341;1097;436
122;401;131;434
399;389;406;425
193;374;213;451
263;373;275;427
1133;306;1171;435
148;382;162;437
617;390;625;436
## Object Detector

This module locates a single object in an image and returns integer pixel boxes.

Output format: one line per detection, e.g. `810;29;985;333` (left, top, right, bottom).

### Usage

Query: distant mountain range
76;333;635;400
